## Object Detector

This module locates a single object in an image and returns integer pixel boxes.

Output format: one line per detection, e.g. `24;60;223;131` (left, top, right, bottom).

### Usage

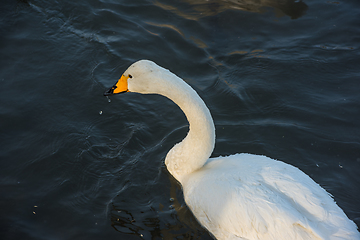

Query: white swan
104;60;360;240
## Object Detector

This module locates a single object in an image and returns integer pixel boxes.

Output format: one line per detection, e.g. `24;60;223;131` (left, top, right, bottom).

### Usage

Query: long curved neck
161;76;215;184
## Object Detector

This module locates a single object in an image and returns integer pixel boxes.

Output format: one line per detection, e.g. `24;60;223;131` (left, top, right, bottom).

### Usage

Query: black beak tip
104;87;115;96
103;91;111;96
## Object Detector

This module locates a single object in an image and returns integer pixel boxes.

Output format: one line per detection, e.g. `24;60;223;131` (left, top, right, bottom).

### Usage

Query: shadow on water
155;0;308;19
109;166;213;239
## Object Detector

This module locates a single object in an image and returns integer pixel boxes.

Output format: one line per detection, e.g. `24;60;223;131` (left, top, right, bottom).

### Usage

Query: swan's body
105;60;360;240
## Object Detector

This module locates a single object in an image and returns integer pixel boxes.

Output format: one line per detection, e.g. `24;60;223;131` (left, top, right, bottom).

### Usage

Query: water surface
1;0;359;239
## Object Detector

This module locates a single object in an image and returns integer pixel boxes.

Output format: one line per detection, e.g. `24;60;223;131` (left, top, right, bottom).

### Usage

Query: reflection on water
110;170;212;239
155;0;308;19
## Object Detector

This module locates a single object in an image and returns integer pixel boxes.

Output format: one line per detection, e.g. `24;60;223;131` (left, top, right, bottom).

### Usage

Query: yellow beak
104;75;129;96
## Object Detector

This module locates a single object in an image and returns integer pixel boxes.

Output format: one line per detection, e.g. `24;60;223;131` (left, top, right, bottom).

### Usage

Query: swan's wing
259;157;359;239
182;154;359;240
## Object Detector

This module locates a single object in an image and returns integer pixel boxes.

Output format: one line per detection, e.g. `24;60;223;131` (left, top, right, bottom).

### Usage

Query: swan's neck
162;77;215;184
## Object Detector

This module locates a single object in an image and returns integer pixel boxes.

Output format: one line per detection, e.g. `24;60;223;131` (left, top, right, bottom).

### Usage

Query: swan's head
104;60;173;96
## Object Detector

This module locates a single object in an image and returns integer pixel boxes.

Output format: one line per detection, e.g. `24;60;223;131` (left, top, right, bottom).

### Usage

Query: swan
104;60;360;240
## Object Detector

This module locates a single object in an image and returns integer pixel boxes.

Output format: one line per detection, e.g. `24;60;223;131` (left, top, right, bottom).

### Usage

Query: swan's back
182;154;360;240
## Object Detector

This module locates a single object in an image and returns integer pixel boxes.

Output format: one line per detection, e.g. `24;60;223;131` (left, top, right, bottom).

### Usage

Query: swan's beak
104;75;130;96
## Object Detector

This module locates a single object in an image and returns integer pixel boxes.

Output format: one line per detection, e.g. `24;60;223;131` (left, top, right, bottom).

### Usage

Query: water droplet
316;164;319;167
99;110;103;115
169;198;174;202
106;96;111;102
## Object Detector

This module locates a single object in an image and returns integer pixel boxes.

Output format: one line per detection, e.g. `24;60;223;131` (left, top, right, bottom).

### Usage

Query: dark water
1;0;359;239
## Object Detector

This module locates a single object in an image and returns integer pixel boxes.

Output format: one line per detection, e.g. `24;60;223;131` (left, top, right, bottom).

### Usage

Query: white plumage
105;60;360;240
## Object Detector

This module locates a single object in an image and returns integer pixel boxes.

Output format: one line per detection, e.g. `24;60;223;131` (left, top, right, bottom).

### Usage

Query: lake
0;0;359;239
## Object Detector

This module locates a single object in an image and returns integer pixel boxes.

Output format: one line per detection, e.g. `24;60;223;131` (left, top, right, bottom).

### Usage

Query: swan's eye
128;74;132;78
